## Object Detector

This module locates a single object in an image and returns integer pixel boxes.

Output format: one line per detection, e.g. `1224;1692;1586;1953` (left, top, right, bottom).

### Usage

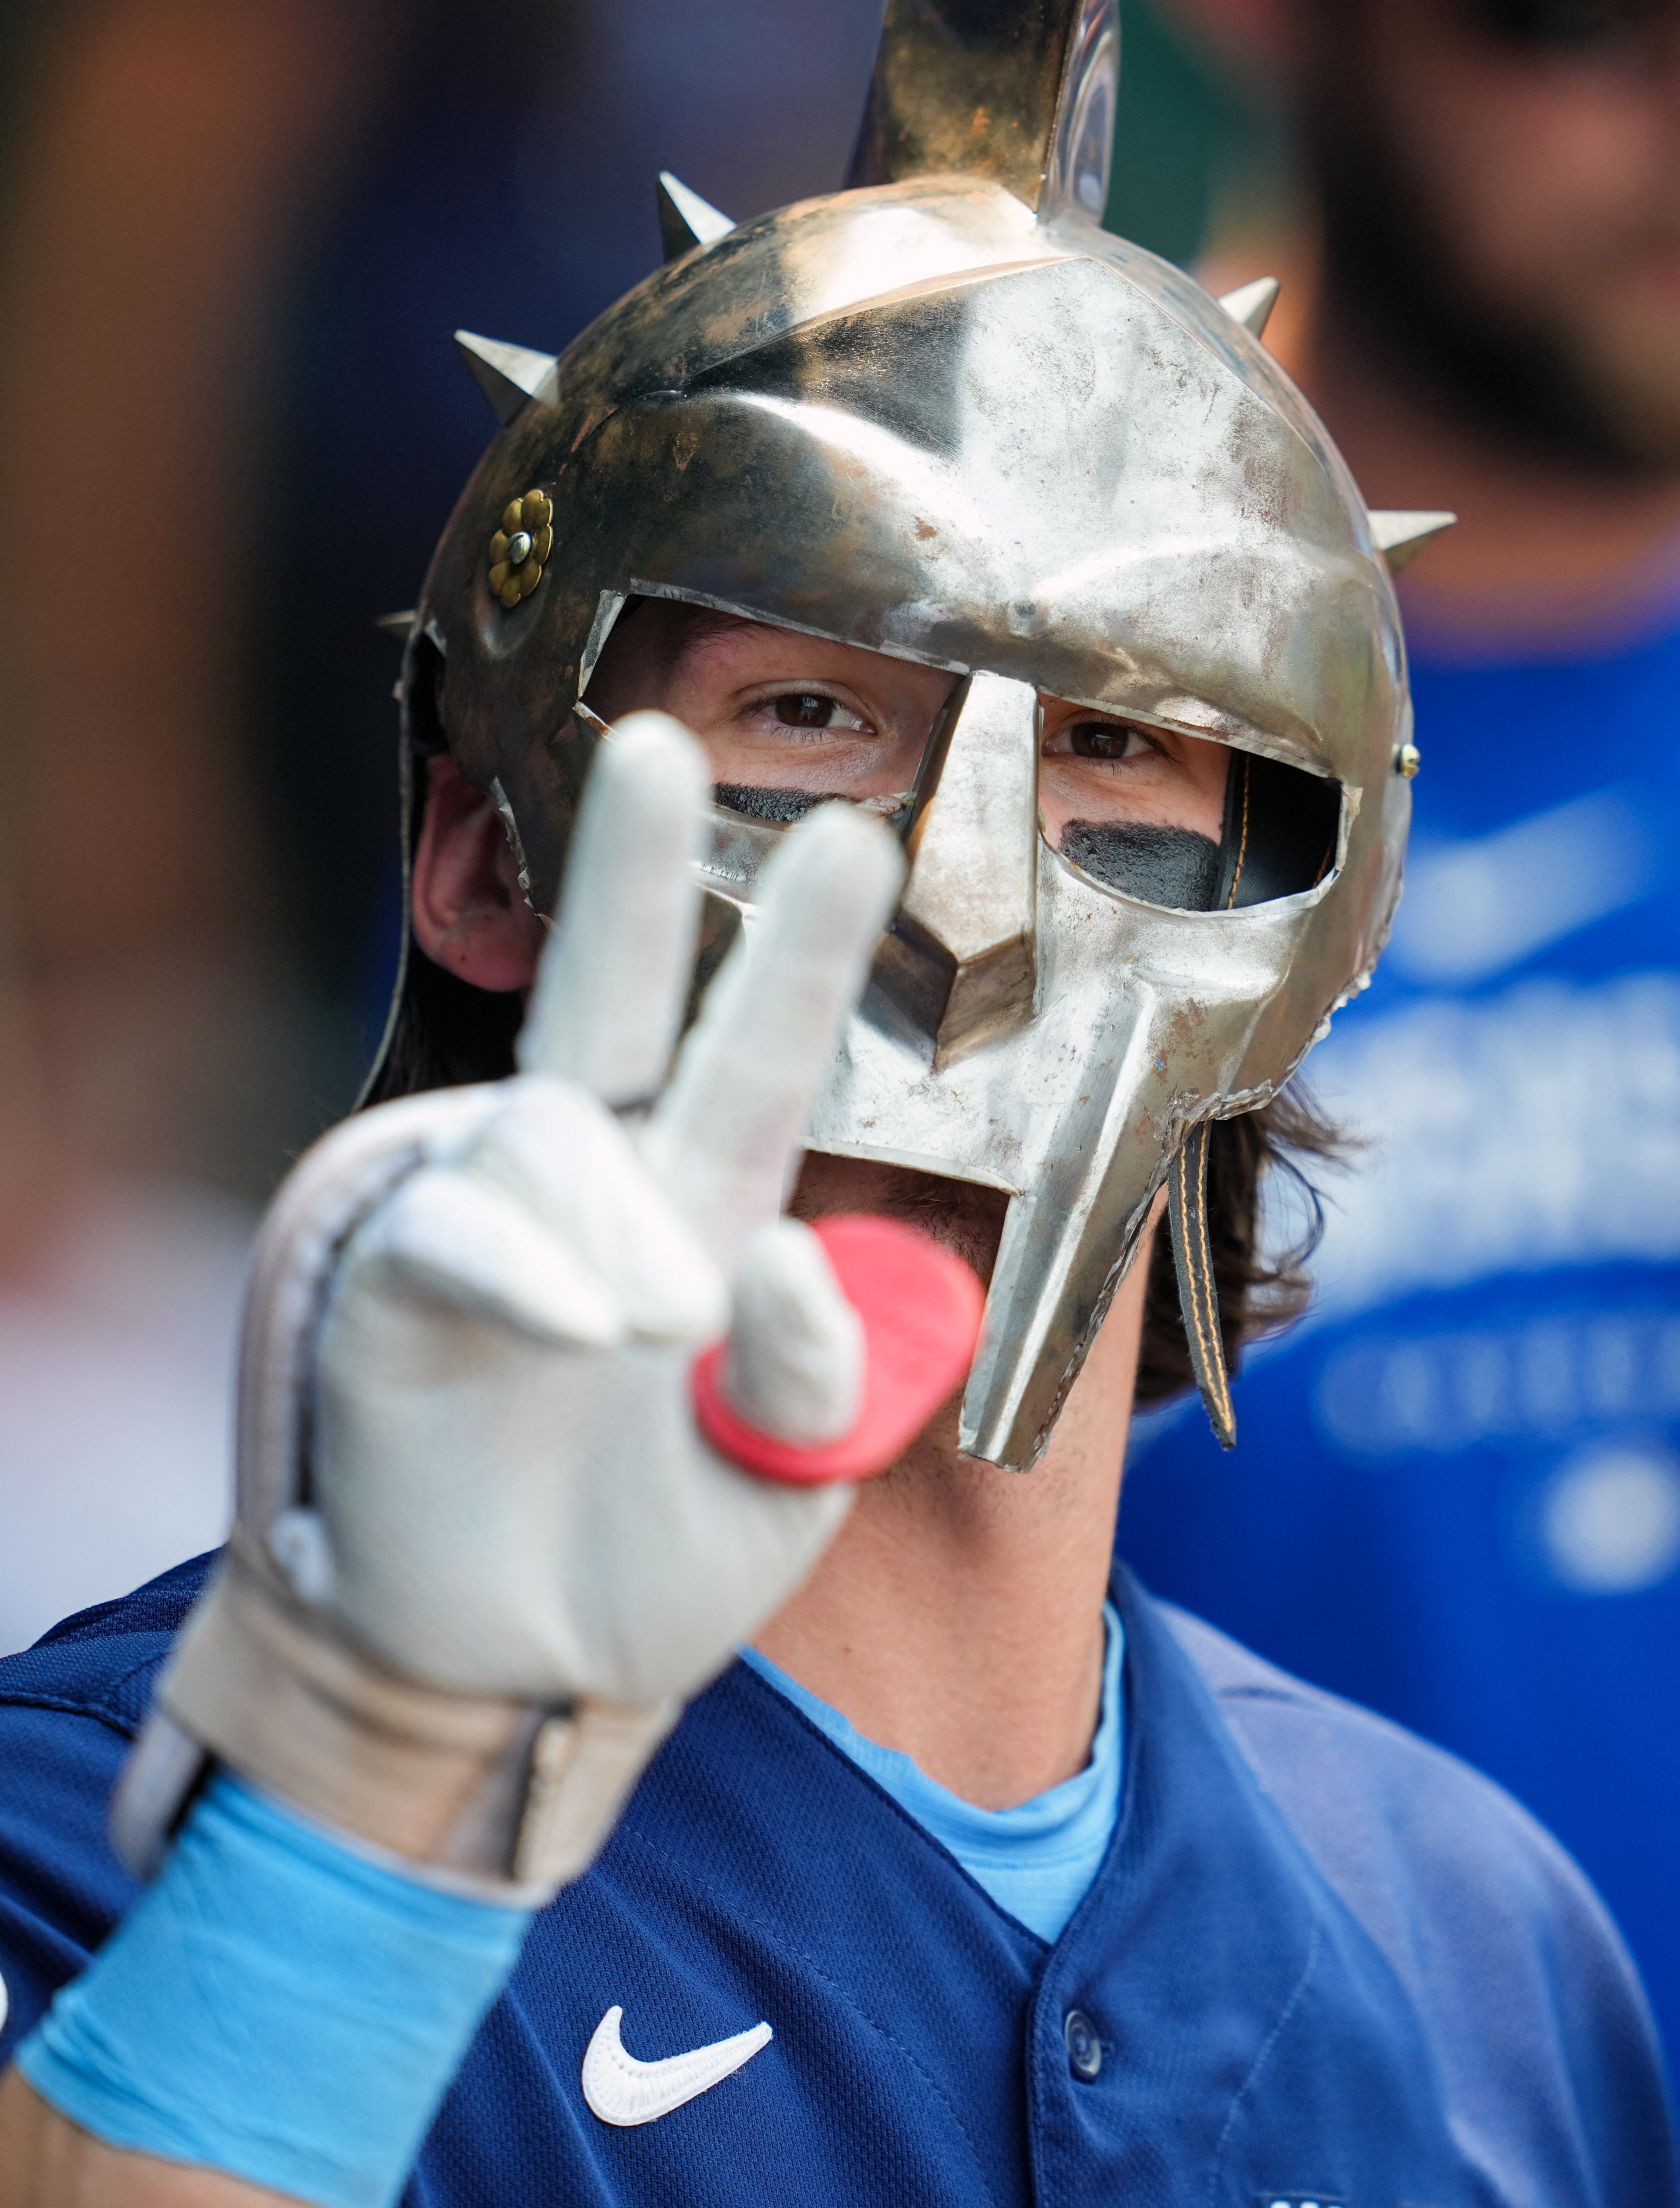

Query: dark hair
361;636;527;1108
363;945;525;1104
363;771;1343;1401
1133;1089;1344;1406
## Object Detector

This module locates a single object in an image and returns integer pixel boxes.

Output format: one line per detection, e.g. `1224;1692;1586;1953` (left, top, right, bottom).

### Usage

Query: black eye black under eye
774;693;833;728
1068;721;1144;761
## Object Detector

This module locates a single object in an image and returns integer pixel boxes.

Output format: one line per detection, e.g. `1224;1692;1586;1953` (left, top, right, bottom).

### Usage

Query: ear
411;754;546;993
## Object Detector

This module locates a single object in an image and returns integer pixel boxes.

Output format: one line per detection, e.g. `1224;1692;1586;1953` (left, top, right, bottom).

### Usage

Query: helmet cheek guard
393;0;1451;1468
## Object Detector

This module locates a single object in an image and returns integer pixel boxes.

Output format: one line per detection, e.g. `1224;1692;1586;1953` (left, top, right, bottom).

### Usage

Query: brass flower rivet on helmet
488;491;553;610
1395;742;1421;780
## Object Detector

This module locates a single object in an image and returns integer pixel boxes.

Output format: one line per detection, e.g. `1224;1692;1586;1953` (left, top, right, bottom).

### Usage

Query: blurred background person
0;0;897;1650
1119;0;1680;2064
0;0;404;1650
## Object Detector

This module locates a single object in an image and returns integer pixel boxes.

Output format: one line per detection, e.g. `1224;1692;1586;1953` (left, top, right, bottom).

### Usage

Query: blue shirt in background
1119;589;1680;2061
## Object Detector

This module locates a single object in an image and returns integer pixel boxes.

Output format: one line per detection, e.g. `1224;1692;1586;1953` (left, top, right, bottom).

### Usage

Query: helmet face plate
415;121;1413;1469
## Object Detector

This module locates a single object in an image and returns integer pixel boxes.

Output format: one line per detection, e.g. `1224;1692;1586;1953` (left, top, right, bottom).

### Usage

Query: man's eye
774;692;850;729
1067;720;1151;762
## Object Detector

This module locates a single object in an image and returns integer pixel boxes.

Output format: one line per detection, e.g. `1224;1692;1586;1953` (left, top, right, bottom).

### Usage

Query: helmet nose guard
877;673;1040;1066
396;0;1450;1468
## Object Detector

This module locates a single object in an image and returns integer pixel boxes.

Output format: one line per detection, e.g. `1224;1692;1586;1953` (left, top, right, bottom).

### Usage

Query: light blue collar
739;1602;1124;1943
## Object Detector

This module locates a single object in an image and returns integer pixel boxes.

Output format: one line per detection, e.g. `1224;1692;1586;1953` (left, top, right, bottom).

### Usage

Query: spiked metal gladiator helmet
382;0;1450;1470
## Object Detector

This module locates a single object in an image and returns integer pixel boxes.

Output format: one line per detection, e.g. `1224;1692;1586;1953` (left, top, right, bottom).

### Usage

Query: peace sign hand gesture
126;713;977;1894
311;712;915;1710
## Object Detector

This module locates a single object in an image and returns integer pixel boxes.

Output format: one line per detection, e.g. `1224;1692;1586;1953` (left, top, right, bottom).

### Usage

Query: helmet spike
656;172;735;262
1370;509;1458;574
453;331;557;427
1217;275;1279;339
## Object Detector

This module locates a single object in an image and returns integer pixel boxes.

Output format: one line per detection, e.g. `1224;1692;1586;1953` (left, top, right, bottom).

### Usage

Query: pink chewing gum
690;1213;986;1485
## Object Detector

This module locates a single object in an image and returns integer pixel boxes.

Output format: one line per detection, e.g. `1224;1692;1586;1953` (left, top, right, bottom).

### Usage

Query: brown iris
1067;719;1148;760
774;692;834;726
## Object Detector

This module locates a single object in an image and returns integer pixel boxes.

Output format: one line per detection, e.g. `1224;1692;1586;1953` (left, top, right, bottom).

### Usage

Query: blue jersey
0;1554;1671;2202
1120;597;1680;2064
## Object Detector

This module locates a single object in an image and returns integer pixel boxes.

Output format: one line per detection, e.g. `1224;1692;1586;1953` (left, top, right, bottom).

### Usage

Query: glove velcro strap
155;1537;676;1898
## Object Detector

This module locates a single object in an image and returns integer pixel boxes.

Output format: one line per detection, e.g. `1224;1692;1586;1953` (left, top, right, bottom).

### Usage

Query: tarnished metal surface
406;0;1414;1467
847;0;1116;219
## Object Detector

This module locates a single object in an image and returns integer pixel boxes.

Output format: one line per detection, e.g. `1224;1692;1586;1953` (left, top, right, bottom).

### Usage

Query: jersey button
1064;2009;1102;2080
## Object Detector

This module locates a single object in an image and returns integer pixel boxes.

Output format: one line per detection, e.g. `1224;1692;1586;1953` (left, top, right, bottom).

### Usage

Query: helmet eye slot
1215;750;1342;909
1056;748;1341;910
588;595;950;832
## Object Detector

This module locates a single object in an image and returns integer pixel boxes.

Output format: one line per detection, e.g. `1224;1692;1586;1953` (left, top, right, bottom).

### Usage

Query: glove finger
643;803;903;1266
473;1075;729;1342
353;1168;629;1346
724;1219;863;1444
517;712;710;1108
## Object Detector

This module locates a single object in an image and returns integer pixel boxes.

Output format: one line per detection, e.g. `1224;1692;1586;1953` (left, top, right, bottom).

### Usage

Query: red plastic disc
691;1213;986;1486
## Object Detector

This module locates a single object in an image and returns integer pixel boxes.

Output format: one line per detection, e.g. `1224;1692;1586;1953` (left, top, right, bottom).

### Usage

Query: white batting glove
309;713;901;1706
118;715;935;1895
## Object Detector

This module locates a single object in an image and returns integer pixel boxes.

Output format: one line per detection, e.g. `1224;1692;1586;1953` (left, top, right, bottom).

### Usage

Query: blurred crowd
0;0;889;1639
1;0;1677;2063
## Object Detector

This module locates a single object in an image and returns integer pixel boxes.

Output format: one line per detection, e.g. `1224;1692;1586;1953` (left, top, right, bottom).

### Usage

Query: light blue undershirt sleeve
17;1771;532;2208
739;1601;1124;1942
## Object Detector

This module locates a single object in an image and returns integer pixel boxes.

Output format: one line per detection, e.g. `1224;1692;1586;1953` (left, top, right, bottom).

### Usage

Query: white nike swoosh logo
581;2004;773;2126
